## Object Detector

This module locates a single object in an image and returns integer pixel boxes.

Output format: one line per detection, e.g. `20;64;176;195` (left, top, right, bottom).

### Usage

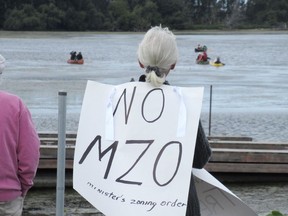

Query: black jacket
138;75;212;216
186;120;211;216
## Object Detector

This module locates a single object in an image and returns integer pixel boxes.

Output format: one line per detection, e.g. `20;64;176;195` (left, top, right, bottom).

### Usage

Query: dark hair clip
146;66;162;77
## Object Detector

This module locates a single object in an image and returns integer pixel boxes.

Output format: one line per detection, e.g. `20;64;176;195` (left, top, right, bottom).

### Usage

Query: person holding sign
137;26;212;216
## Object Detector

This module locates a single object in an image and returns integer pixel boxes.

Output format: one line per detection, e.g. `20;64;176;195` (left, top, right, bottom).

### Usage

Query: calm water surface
0;31;287;141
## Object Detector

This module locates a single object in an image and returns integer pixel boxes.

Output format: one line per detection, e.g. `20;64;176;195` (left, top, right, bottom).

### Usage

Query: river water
0;32;288;142
1;31;288;215
1;30;287;142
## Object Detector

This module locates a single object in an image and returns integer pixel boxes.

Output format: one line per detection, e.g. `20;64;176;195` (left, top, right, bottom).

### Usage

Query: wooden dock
36;132;288;186
206;138;288;182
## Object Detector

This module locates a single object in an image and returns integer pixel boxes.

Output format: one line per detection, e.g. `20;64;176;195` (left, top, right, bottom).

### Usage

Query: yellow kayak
210;61;225;67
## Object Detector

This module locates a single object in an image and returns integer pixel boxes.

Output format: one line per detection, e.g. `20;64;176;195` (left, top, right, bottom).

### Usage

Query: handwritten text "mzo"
78;136;182;187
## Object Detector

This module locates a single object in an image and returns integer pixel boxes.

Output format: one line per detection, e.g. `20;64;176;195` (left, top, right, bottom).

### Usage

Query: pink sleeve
17;102;40;197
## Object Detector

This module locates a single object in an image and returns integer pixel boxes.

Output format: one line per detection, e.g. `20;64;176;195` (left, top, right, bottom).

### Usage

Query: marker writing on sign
78;136;182;186
113;86;165;124
78;86;182;186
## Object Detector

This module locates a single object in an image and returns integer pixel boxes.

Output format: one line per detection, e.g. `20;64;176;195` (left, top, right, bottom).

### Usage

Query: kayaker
197;50;208;62
203;45;207;51
202;51;208;61
76;52;83;60
70;51;77;60
214;56;221;64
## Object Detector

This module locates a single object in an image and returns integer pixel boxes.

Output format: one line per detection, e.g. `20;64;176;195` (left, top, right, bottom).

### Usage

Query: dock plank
38;159;74;169
210;148;288;163
205;163;288;173
37;133;288;176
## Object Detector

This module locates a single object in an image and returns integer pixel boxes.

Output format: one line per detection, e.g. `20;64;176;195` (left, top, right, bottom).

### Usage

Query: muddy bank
23;187;102;216
23;182;288;216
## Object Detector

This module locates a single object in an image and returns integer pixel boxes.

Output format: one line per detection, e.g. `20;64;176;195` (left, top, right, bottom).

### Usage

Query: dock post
209;85;212;136
56;91;67;216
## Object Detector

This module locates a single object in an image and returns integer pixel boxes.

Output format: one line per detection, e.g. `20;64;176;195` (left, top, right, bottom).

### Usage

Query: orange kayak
67;59;84;64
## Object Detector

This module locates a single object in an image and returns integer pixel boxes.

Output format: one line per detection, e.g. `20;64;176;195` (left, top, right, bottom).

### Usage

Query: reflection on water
1;31;288;141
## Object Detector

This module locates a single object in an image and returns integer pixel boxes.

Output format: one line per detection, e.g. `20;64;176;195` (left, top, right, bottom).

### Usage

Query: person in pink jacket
0;54;40;216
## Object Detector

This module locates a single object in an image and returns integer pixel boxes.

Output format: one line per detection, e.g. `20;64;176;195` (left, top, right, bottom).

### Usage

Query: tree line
0;0;287;31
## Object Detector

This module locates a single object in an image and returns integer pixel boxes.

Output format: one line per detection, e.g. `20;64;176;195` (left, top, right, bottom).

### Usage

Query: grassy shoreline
174;28;288;35
0;28;288;36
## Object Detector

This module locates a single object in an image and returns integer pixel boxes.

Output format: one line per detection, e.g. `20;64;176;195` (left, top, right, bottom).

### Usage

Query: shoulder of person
0;91;26;108
0;91;21;101
139;74;146;82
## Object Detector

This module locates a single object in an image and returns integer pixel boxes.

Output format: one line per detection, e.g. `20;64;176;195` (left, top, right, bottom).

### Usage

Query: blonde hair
137;26;178;87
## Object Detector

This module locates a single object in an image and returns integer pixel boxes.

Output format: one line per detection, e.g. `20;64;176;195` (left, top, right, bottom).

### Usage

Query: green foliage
38;3;65;30
4;4;44;30
108;0;131;31
246;0;288;27
131;0;161;31
64;8;88;31
266;210;286;216
0;0;287;31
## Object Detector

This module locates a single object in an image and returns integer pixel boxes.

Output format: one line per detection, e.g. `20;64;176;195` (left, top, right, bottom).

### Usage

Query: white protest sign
194;168;257;216
73;81;204;216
